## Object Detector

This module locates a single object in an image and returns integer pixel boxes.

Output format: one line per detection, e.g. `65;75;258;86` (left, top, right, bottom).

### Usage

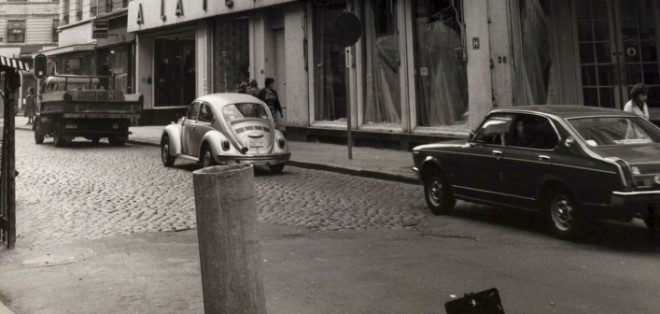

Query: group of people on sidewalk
238;77;284;130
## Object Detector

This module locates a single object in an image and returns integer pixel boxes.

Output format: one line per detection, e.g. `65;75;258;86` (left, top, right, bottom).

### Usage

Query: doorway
576;0;660;111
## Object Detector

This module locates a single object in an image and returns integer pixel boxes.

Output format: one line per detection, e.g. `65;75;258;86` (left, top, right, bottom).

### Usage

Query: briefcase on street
445;288;505;314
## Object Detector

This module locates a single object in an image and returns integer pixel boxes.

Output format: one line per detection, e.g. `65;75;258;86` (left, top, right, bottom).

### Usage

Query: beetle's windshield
567;116;660;146
222;103;269;123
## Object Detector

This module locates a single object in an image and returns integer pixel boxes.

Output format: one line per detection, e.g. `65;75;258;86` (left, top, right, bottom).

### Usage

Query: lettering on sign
176;0;184;16
137;3;144;24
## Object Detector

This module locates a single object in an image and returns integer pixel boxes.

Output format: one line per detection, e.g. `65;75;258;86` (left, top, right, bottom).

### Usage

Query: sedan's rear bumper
216;153;291;167
612;190;660;206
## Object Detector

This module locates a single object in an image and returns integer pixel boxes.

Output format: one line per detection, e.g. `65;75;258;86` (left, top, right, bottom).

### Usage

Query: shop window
7;21;26;43
154;38;196;107
363;0;402;126
212;18;250;93
313;1;348;122
413;0;468;127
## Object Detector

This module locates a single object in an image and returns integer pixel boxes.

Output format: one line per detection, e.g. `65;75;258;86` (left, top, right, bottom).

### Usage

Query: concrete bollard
193;164;266;314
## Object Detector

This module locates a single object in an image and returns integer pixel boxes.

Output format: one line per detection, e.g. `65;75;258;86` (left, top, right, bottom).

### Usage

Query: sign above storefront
92;21;109;39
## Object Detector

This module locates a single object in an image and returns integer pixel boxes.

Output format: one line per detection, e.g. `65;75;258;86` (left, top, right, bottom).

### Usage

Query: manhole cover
23;248;96;267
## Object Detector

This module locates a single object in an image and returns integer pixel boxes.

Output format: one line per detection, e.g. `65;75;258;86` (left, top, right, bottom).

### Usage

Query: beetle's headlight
277;138;286;149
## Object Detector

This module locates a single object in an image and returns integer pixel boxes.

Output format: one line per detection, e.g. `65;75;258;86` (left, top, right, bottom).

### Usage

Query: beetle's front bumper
215;153;291;167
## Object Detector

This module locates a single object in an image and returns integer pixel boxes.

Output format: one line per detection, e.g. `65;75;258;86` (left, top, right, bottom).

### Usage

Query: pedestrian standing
25;87;36;125
624;83;650;120
257;77;283;122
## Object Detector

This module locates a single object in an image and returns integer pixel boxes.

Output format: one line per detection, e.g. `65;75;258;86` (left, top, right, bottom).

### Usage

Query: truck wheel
34;120;45;144
53;123;67;147
109;136;126;146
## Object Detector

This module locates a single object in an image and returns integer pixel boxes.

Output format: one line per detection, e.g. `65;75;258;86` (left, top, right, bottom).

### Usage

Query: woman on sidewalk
24;87;36;125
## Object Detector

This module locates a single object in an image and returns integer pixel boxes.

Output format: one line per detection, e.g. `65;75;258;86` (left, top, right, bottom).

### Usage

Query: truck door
182;102;200;156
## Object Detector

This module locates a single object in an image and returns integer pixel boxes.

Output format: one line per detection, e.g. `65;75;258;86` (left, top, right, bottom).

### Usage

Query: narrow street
1;129;659;314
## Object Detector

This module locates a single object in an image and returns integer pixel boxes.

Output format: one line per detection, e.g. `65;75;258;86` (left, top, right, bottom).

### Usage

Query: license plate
249;139;264;147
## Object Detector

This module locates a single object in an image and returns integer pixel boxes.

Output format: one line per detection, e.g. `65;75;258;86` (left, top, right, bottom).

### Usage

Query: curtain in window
413;0;468;127
363;0;401;125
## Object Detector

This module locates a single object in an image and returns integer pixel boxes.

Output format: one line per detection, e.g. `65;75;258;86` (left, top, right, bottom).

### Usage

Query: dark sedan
412;105;660;240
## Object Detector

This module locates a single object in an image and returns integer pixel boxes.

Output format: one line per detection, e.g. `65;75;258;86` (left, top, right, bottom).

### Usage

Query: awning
38;43;96;57
0;56;29;71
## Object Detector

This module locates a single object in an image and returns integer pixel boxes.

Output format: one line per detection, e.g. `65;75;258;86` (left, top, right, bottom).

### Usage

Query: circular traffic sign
332;11;362;47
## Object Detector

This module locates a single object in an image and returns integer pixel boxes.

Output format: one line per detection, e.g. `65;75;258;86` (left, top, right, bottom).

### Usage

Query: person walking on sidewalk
257;77;283;129
248;79;260;97
25;87;36;125
623;83;650;120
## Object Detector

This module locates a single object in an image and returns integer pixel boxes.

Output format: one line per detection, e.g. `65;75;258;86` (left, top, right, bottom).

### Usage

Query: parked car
161;93;290;173
412;105;660;240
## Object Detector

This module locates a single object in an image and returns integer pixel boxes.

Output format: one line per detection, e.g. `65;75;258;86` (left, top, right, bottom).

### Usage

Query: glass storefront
212;16;250;93
363;0;401;126
412;0;468;127
313;0;348;122
154;38;195;107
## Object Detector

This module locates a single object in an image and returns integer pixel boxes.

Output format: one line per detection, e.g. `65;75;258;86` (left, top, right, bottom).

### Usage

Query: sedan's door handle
492;150;503;157
538;155;550;161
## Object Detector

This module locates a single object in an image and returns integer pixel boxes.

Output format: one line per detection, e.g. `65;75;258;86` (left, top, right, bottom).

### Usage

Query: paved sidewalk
14;116;421;184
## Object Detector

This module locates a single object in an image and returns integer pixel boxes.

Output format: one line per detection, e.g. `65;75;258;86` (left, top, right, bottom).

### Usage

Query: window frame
6;20;26;43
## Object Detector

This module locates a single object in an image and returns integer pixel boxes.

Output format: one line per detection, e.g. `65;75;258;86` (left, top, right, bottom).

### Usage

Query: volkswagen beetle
160;93;290;173
413;105;660;240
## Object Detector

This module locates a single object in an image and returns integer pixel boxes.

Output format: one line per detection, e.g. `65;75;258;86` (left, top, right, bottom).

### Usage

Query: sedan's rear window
222;103;269;123
567;116;660;146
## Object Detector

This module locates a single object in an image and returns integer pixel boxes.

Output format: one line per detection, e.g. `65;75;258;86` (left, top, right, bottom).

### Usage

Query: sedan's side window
473;114;514;146
186;102;200;120
198;103;214;123
510;114;559;149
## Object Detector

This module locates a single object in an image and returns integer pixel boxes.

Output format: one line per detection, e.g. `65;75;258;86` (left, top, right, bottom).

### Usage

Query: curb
17;129;419;186
287;161;419;185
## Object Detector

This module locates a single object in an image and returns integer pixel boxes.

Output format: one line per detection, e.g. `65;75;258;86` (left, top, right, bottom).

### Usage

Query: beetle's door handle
538;155;550;161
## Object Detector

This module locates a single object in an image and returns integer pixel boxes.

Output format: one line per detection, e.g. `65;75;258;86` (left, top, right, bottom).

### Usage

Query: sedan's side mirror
565;136;575;147
468;131;476;141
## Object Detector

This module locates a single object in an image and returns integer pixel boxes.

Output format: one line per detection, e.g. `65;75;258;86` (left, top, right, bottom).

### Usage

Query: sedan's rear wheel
201;145;217;168
547;187;586;240
423;169;455;215
161;135;175;167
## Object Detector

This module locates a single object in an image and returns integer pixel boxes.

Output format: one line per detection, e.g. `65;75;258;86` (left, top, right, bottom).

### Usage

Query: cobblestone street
14;130;426;246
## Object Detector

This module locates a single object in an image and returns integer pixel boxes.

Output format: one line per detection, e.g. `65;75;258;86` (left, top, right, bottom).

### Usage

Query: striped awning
0;56;29;71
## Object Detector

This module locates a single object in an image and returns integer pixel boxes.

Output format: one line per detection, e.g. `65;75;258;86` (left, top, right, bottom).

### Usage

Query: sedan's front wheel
423;169;455;215
547;187;586;240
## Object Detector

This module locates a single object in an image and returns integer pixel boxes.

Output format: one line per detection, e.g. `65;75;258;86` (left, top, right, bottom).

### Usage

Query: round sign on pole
332;11;362;47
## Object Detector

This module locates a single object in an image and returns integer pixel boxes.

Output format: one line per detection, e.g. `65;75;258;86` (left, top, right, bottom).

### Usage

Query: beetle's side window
473;115;513;146
186;103;200;120
510;114;558;149
198;103;214;123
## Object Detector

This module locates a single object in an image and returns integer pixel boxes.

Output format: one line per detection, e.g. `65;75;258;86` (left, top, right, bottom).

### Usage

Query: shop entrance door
576;0;660;114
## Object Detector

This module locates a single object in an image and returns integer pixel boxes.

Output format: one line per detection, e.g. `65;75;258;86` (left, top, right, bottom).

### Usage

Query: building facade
0;0;60;107
127;0;660;148
41;0;134;94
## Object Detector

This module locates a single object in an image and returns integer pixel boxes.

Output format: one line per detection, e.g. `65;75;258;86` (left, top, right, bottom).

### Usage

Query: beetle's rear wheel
201;145;217;168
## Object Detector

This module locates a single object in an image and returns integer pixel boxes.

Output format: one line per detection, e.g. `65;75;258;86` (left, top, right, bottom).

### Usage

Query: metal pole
346;47;353;160
192;164;266;314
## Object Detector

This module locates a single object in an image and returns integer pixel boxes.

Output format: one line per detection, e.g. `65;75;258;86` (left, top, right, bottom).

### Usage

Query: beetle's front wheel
201;145;217;168
161;135;175;167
